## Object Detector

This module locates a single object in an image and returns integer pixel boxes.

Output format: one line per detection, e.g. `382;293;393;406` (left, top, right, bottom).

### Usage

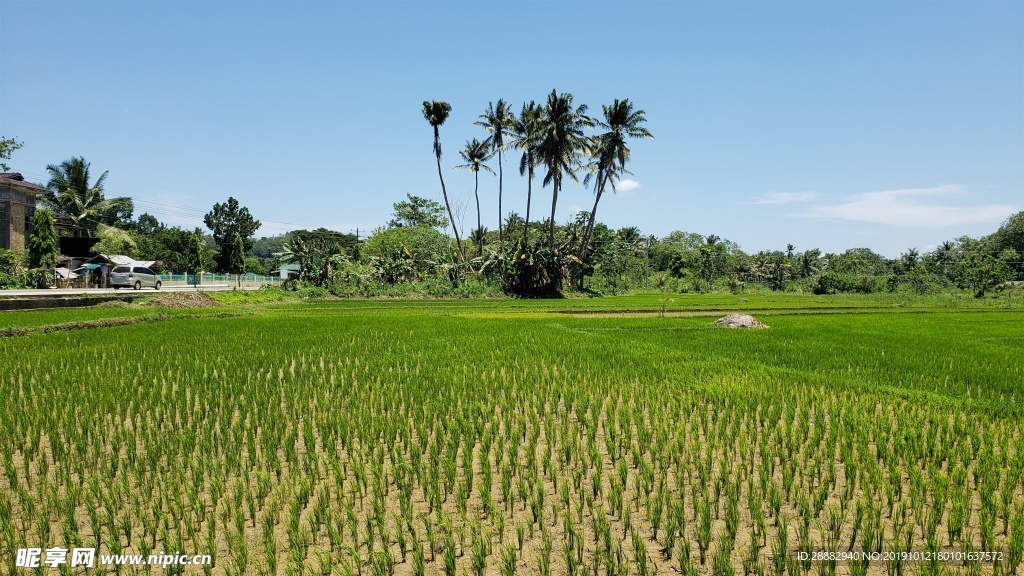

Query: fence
158;273;283;288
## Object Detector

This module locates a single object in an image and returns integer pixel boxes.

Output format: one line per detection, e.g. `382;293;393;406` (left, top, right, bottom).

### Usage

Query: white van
110;265;162;290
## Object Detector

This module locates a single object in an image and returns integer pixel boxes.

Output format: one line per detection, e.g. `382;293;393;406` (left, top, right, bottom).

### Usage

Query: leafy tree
538;90;593;245
927;241;957;280
476;100;515;242
766;251;791;291
697;235;728;290
651;231;705;271
27;209;58;269
0;249;27;289
183;229;208;276
361;225;449;280
91;224;138;257
226;234;247;282
203;197;261;272
252;233;291;272
0;136;24;171
293;228;359;258
133;220;209;274
389;194;448;229
277;228;359;286
135;213;162;235
796;249;821;278
244;256;268;276
503;212;525;241
828;248;888;275
453;138;495;254
959;253;1012;297
899;248;920;272
42;157;134;236
508;101;544;245
990;211;1024;279
422;100;466;264
579;99;652;264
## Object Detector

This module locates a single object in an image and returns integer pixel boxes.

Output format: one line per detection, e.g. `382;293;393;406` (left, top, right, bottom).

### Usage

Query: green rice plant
1008;503;1023;576
632;528;650;576
773;515;789;573
539;528;553;576
742;528;765;576
442;533;457;576
713;534;735;576
371;549;394;576
1;297;1021;576
411;539;425;576
469;522;490;576
499;543;517;576
697;497;713;565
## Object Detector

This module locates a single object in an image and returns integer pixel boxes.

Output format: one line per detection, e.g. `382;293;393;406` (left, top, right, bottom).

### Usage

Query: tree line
1;133;1021;298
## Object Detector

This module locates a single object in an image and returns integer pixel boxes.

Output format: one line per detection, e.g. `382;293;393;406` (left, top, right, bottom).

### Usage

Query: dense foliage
4;143;1020;299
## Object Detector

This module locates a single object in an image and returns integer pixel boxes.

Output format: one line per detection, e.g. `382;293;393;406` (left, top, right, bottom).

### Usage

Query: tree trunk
524;169;532;246
576;179;605;289
434;134;466;265
497;150;503;244
474;171;482;254
549;175;559;245
580;175;605;263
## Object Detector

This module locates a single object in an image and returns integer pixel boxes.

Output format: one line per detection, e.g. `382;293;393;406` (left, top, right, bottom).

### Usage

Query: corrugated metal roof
0;172;49;195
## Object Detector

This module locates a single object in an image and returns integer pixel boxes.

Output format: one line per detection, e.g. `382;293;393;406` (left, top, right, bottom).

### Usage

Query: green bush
360;226;451;279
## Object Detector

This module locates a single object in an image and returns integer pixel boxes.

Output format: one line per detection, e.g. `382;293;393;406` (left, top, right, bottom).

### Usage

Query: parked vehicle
110;265;162;290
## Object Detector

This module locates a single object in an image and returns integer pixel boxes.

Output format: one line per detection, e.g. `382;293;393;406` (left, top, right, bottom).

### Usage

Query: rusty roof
0;172;50;195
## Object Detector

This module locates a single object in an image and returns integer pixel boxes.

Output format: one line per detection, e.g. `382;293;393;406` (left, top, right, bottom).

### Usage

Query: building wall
0;188;38;252
0;201;9;250
9;202;26;251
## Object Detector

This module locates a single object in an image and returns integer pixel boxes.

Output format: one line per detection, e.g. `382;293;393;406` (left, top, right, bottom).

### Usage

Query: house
0;173;47;251
270;263;300;279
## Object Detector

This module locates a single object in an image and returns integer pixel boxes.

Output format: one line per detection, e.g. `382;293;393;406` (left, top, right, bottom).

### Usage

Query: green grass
0;306;160;328
0;295;1020;575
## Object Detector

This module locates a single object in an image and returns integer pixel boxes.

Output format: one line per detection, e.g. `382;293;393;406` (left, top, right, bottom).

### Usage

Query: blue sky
2;0;1021;257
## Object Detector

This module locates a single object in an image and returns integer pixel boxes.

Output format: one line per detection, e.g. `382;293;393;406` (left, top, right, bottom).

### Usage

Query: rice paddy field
1;294;1022;576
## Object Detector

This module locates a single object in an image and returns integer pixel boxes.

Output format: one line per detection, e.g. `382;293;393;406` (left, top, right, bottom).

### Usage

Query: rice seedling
0;296;1018;575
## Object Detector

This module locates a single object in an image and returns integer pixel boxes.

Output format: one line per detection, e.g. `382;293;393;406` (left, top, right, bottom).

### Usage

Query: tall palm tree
422;100;466;264
933;241;955;278
538;90;593;245
579;99;652;262
475;100;515;243
42;156;133;237
508;101;544;245
453;138;495;254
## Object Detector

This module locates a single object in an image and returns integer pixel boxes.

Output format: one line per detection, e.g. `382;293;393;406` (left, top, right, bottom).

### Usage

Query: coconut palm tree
42;156;134;236
933;241;955;278
475;100;515;243
538;90;593;245
508;101;544;245
453;138;495;254
422;100;466;264
579;99;652;262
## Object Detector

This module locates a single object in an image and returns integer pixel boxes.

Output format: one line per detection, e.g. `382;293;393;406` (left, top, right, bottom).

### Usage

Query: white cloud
795;185;1016;228
752;191;817;204
610;178;641;195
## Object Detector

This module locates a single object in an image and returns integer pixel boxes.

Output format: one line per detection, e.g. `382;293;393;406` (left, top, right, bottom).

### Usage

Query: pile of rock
713;313;769;329
150;291;218;308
